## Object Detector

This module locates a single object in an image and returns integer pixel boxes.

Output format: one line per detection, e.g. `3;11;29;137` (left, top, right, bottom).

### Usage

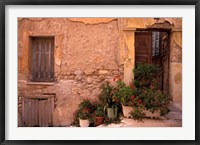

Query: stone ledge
26;82;56;86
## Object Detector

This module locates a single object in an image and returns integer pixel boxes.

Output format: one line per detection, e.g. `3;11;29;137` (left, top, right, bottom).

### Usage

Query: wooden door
22;96;54;127
135;31;169;92
135;32;152;65
161;32;169;94
22;97;39;127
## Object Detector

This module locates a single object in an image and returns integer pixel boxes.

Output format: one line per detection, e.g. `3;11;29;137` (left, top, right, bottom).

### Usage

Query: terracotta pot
122;104;134;118
95;116;104;126
79;119;90;127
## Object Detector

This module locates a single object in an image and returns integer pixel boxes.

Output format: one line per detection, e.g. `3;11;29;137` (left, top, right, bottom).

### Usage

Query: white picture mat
5;5;195;140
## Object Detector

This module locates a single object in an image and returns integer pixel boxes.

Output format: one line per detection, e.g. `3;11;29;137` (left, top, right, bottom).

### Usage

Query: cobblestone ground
97;102;182;127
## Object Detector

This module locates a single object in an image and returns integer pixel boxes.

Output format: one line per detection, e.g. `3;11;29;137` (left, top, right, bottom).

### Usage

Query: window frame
28;36;55;83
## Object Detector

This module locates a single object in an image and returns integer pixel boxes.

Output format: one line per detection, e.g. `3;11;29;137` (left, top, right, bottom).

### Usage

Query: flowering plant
77;99;94;121
113;80;141;107
77;99;93;112
94;105;105;117
130;108;145;121
133;63;170;116
141;88;170;115
99;81;118;108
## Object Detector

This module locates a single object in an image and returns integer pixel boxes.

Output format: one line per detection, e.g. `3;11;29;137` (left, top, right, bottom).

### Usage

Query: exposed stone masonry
18;18;182;126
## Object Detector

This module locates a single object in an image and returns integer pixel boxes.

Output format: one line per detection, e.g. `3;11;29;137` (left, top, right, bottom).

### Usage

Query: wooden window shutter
31;37;54;82
135;32;152;65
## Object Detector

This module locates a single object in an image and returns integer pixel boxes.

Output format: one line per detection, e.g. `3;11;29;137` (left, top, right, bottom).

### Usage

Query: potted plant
130;107;145;121
114;80;140;118
78;111;91;127
76;99;94;127
133;63;170;117
94;105;105;126
99;81;118;119
141;88;170;117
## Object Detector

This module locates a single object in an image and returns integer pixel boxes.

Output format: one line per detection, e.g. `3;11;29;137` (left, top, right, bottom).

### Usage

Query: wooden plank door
22;97;54;127
38;98;54;127
22;97;39;127
135;32;152;65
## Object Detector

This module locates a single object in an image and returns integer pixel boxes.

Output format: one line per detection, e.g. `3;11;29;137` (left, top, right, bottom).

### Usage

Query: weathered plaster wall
18;18;182;126
169;31;182;102
18;18;122;126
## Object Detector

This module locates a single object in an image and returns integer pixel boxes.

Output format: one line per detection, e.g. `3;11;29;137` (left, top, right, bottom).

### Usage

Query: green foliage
133;63;161;89
114;80;141;107
95;105;105;117
78;111;91;120
130;108;145;121
99;81;118;108
133;63;170;116
77;99;94;111
98;81;114;107
71;99;94;126
115;85;132;105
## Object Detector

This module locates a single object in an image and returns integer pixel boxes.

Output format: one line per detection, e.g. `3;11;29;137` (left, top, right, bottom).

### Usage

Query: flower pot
145;110;160;118
79;119;90;127
95;116;104;126
107;107;117;119
122;104;134;118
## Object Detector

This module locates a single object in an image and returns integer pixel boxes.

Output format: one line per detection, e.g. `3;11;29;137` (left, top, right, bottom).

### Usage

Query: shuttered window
30;37;54;82
152;32;160;57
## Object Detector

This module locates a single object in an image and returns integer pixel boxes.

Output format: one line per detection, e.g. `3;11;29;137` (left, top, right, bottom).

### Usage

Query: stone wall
18;18;123;126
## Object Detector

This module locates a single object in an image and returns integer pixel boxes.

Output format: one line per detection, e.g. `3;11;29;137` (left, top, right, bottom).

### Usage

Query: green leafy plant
133;63;170;116
130;108;145;121
71;99;94;126
141;89;170;116
114;80;141;107
133;63;161;89
99;81;118;108
78;111;91;120
95;105;105;117
77;99;94;112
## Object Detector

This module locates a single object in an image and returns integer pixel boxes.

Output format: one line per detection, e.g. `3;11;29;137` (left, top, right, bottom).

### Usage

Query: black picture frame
0;0;199;145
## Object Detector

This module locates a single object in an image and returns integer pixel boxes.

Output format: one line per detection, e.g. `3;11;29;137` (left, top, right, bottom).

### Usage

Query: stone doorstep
166;112;182;120
166;101;182;120
169;101;182;112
